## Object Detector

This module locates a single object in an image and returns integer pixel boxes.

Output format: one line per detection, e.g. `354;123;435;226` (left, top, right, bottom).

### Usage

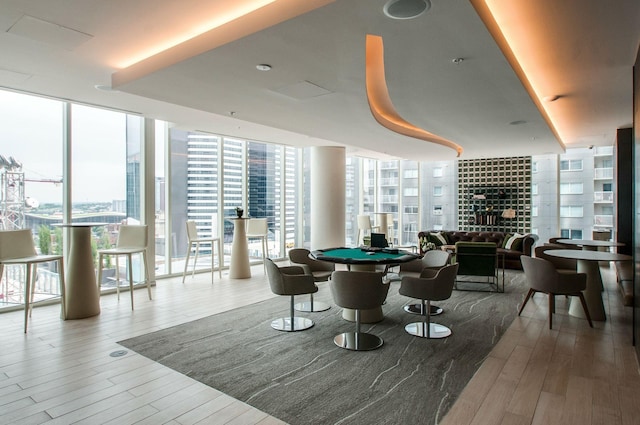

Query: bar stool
246;218;269;271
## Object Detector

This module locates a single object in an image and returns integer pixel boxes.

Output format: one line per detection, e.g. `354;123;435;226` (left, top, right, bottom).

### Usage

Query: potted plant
235;206;244;218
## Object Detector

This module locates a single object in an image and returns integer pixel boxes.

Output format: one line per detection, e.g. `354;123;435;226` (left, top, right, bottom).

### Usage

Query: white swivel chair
246;218;269;271
97;225;152;310
182;220;222;283
0;229;66;333
356;215;379;246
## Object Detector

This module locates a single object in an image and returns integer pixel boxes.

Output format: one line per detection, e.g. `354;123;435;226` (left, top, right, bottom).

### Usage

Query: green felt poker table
310;247;420;323
310;247;419;266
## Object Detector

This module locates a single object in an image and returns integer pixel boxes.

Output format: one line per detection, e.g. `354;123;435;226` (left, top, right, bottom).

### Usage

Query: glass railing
594;168;613;179
594;191;614;202
594;146;613;156
594;215;614;227
1;267;63;308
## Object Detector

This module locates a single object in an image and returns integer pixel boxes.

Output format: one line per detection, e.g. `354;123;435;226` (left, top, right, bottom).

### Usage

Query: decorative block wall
457;156;532;233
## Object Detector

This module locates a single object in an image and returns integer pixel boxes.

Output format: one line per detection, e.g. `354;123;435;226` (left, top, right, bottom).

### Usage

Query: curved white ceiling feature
365;34;464;157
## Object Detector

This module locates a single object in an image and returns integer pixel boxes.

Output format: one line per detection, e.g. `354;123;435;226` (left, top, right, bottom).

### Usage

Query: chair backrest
211;213;220;238
246;218;268;237
356;215;373;231
0;229;37;260
265;258;317;296
534;245;577;271
330;271;388;310
289;248;335;273
288;248;311;265
386;213;394;240
400;263;459;301
421;249;450;269
116;225;148;249
521;255;560;293
265;258;286;294
455;242;497;277
185;220;198;242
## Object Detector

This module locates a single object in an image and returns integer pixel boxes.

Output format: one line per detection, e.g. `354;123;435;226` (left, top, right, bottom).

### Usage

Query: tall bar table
229;218;251;279
55;222;105;319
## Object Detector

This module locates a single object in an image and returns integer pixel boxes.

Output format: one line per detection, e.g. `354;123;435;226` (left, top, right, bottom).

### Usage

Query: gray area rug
119;270;528;425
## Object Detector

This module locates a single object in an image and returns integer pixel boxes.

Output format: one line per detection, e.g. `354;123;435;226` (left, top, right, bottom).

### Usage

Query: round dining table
545;249;632;321
311;247;420;323
556;238;625;251
556;238;625;291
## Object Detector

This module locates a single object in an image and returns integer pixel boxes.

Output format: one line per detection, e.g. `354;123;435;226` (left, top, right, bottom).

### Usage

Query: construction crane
0;156;62;230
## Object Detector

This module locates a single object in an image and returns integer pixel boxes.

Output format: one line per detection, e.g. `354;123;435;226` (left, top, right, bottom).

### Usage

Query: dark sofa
418;230;538;270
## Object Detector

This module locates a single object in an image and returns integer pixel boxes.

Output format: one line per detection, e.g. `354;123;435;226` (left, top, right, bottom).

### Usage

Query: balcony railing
593;146;613;156
379;178;399;186
593;191;614;203
594;215;614;227
594;167;613;179
380;195;399;203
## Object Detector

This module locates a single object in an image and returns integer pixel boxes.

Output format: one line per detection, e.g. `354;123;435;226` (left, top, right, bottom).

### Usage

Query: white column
310;146;345;250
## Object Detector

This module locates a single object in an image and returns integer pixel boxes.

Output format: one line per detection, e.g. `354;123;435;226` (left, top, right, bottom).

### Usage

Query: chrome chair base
294;300;331;312
271;317;314;332
405;322;451;339
404;303;443;316
334;331;383;351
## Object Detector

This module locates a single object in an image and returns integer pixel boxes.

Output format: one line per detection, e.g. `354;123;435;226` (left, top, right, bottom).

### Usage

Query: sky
0;90;127;204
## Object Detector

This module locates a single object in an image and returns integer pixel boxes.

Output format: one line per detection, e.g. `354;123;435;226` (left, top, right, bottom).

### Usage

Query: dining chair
246;218;269;271
182;220;222;283
97;225;152;310
0;229;66;333
520;256;593;329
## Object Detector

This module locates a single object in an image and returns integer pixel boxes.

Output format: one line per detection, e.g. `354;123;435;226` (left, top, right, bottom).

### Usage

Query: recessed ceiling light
452;58;464;65
256;64;272;71
383;0;431;20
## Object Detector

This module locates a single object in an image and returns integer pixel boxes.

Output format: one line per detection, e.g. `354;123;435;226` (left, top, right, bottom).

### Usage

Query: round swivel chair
265;258;318;332
401;250;451;316
330;270;389;351
288;248;334;312
399;263;458;339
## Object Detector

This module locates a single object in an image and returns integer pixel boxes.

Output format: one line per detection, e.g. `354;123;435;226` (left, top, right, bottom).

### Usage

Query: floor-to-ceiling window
0;90;143;310
0;91;63;306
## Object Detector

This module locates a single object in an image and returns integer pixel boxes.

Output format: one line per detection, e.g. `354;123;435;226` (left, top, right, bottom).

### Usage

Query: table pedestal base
229;219;251;279
569;259;605;321
64;226;100;319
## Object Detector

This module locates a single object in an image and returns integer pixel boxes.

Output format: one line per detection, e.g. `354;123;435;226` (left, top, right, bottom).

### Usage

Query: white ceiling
0;0;638;161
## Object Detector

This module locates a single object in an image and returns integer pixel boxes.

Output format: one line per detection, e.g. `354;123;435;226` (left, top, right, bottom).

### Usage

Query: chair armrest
279;265;306;276
291;263;313;276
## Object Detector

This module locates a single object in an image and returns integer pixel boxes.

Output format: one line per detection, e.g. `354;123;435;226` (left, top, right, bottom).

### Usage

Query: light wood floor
1;262;638;424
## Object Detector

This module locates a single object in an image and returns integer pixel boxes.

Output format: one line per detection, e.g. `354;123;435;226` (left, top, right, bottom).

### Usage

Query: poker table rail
310;247;420;265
